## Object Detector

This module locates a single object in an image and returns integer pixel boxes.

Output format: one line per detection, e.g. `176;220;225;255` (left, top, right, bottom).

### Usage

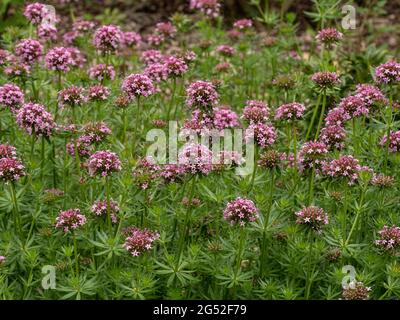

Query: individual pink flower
275;102;306;121
298;141;328;172
38;24;58;42
0;83;24;112
338;95;368;118
0;157;25;183
245;123;277;148
88;85;110;102
0;256;5;265
58;86;86;108
311;71;340;90
91;199;119;224
242;100;269;123
316;28;343;46
87;150;122;177
233;19;253;30
186;80;219;110
0;144;17;159
55;208;87;233
295;206;329;232
324;107;351;127
164;55;188;78
123;226;160;257
24;2;47;25
178;143;213;175
375;225;400;251
92;25;124;54
140;49;164;65
213;106;239;130
155;22;177;38
88;64;115;82
144;63;168;82
380;130;400;153
15;39;43;65
123;31;142;47
45;47;73;72
319;125;346;150
375;60;400;85
322;155;362;185
121;73;155;99
16;102;55;137
223;197;259;227
216;45;235;57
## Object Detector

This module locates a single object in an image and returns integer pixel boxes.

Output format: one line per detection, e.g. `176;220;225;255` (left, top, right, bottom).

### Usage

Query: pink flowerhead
140;50;164;66
82;122;112;144
0;144;17;159
233;19;253;30
355;84;387;108
223;197;259;227
66;47;86;68
164;55;188;78
66;135;93;158
178;143;213;175
55;208;87;233
58;86;86;108
0;83;24;112
375;60;400;85
24;2;47;25
123;227;160;257
155;22;177;38
316;28;343;46
319;125;346;150
147;34;165;47
88;64;115;82
311;71;340;90
121;73;155;99
92;25;124;53
16;102;55;137
186;80;219;110
242;100;269;123
298;141;328;172
45;46;73;72
132;157;160;190
375;225;400;251
338;95;368;118
324;107;351;127
123;31;142;47
190;0;221;18
159;164;186;184
213;106;239;130
295;206;329;232
275;102;306;121
73;20;96;33
15;39;43;65
380;130;400;153
0;157;25;183
91;199;119;224
245;123;277;148
216;45;235;57
144;63;168;82
38;24;58;42
322;155;362;185
88;85;110;102
87;150;122;177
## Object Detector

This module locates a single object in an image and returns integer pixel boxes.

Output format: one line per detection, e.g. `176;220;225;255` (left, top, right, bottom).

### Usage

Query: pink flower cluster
242;100;270;123
355;84;386;108
371;174;395;188
223;197;259;227
0;83;24;112
342;282;371;300
83;122;112;144
246;123;277;148
213;106;239;130
140;50;164;65
38;24;58;42
311;71;340;89
316;28;343;46
159;164;186;184
15;39;43;65
155;22;177;38
0;144;17;159
123;226;160;257
73;20;96;33
132;157;160;189
55;208;87;233
66;135;93;158
338;95;368;118
322;155;362;184
91;199;119;224
45;47;73;72
216;45;235;57
375;60;400;85
24;2;47;25
58;86;86;108
233;19;253;30
275;102;306;121
324;107;351;127
164;55;188;78
67;47;86;68
190;0;221;18
375;225;400;251
87;150;122;177
178;143;213;175
295;206;329;232
186;80;219;110
121;73;155;99
16;103;55;137
123;31;142;47
144;63;168;82
92;25;124;53
380;130;400;153
89;64;116;82
298;141;328;172
88;85;110;101
319;125;346;150
0;157;25;183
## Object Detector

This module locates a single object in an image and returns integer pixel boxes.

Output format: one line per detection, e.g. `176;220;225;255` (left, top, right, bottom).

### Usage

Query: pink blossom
16;103;55;137
223;197;259;227
87;150;122;177
55;208;87;233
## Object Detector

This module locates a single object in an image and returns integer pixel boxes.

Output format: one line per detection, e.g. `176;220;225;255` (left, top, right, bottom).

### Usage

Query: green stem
384;91;393;174
305;232;314;299
167;78;176;121
40;136;45;181
105;176;112;231
306;94;321;141
10;182;22;237
345;187;365;246
307;167;316;206
248;144;258;193
314;92;326;140
73;232;79;276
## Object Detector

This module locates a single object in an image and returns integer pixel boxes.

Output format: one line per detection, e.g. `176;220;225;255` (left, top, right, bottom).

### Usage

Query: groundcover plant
0;0;399;300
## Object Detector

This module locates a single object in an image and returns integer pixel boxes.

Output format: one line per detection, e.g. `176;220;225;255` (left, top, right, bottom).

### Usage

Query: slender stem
248;144;258;193
167;78;176;121
105;176;112;231
73;232;79;276
384;91;393;174
292;123;298;177
307;167;316;206
122;107;127;145
314;92;326;140
342;181;349;240
10;182;22;237
345;187;365;245
40;136;45;180
305;232;314;299
306;94;321;141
